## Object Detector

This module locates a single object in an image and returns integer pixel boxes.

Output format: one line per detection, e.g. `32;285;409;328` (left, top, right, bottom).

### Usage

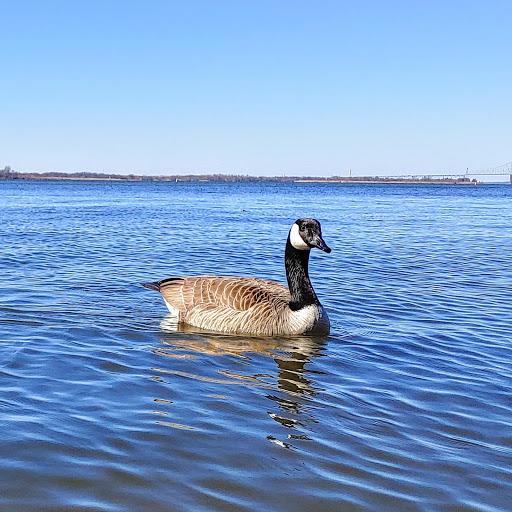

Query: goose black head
289;218;331;253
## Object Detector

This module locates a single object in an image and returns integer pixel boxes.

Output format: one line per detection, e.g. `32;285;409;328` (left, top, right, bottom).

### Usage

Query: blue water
1;180;511;512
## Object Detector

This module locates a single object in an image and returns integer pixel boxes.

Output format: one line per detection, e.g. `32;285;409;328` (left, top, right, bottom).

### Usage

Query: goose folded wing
159;276;291;313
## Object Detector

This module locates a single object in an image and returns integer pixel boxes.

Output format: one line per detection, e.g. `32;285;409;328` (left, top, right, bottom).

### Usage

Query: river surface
1;180;511;511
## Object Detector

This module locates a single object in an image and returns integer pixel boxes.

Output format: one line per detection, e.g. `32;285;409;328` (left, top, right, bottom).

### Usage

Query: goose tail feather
141;281;161;292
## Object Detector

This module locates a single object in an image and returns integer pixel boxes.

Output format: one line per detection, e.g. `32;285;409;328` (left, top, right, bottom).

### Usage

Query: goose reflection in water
152;315;328;439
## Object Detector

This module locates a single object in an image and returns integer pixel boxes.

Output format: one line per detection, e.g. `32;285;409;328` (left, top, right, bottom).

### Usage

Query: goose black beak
311;237;331;253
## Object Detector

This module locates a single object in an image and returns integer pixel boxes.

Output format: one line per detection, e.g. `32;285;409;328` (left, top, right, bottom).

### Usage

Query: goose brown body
142;218;331;337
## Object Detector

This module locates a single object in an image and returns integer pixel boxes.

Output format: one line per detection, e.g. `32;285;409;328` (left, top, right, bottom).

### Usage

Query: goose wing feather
158;276;292;335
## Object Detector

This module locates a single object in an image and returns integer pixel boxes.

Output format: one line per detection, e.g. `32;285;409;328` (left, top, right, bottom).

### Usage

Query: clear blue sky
1;0;511;177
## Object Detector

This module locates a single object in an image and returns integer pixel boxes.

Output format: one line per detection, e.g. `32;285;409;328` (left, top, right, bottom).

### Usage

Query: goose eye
299;225;306;232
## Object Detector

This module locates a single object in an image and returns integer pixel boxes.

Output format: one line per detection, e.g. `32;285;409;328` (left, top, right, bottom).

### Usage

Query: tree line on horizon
0;167;299;181
0;166;475;183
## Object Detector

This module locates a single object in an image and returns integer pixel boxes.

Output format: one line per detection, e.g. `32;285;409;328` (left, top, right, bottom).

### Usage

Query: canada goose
142;218;331;336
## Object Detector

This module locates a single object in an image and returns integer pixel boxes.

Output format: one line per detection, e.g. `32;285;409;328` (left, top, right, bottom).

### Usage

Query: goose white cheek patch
289;223;310;250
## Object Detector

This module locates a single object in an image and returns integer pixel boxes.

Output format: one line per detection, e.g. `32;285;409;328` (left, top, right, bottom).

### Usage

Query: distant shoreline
293;178;479;184
0;170;482;184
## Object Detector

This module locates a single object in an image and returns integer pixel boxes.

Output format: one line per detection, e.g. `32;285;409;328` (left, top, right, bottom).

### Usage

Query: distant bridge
389;161;512;181
463;161;512;177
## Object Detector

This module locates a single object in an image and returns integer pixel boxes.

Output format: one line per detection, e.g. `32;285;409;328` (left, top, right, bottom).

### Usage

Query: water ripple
1;182;512;511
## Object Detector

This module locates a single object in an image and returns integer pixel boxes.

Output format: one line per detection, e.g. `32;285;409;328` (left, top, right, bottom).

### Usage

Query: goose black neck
285;239;320;311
